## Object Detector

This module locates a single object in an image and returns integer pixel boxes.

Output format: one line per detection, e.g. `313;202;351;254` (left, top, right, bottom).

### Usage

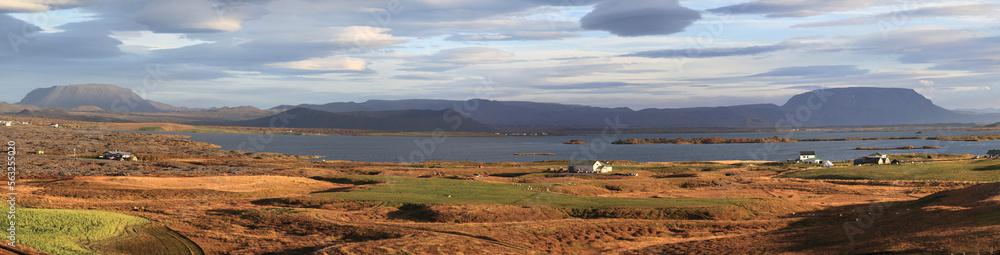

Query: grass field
313;175;750;209
780;159;1000;181
19;208;150;255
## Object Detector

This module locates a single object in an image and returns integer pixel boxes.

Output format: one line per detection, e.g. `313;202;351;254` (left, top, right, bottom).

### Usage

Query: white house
798;151;823;164
568;160;613;173
799;151;816;161
0;121;10;127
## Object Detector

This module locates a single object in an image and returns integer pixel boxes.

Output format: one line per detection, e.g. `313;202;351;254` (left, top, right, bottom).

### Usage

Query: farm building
988;150;1000;158
1;121;10;127
797;151;824;164
103;151;136;161
568;160;613;173
854;153;889;165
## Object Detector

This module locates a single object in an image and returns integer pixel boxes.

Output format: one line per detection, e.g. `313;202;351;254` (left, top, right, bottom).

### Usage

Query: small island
514;153;556;156
855;146;942;150
563;139;588;144
612;136;796;144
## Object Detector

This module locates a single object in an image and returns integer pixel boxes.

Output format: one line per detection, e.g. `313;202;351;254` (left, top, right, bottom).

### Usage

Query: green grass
614;165;729;174
137;127;165;131
779;159;1000;182
19;208;150;255
313;175;750;209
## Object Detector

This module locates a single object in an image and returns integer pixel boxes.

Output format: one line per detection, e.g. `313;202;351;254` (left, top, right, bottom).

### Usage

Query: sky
1;0;999;110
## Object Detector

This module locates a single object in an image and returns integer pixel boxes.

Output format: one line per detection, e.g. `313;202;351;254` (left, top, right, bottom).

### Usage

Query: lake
157;130;1000;163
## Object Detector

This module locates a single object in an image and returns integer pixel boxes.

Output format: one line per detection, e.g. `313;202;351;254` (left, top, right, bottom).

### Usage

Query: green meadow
18;208;150;255
313;175;750;209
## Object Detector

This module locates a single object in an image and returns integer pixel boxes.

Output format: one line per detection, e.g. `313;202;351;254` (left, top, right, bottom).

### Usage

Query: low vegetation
19;208;150;255
780;158;1000;182
614;134;1000;144
314;175;749;209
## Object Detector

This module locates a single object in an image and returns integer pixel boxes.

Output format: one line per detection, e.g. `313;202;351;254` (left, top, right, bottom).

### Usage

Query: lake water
157;130;1000;163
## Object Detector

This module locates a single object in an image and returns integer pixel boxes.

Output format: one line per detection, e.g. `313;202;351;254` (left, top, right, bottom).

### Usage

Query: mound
87;176;339;195
631;182;1000;254
910;182;1000;208
0;102;40;113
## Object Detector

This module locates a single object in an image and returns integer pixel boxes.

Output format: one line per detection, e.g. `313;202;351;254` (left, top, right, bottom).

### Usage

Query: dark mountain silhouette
18;84;163;113
273;88;1000;129
219;108;495;132
778;87;975;126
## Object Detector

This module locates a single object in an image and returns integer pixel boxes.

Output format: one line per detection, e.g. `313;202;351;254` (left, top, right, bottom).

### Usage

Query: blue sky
1;0;999;110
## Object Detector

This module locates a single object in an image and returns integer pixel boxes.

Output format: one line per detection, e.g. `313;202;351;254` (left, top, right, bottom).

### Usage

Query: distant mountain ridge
219;108;495;132
10;84;998;130
274;88;1000;129
18;84;163;113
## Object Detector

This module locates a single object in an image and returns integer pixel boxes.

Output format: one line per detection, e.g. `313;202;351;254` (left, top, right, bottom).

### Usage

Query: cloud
445;31;580;41
430;47;514;64
580;0;700;37
0;0;79;13
130;0;269;33
849;27;1000;72
149;26;405;68
401;47;514;72
708;0;874;18
749;65;869;78
0;14;124;59
266;56;369;72
793;4;1000;28
622;41;813;59
392;74;457;81
533;82;639;90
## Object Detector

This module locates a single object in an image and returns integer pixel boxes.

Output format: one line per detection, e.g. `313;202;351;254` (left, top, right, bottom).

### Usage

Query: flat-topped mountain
18;84;163;113
780;87;967;126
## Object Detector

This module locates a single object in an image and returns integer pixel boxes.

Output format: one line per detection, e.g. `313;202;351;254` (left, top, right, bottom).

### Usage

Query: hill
274;88;1000;129
219;108;495;132
148;100;206;112
18;84;163;113
0;102;41;113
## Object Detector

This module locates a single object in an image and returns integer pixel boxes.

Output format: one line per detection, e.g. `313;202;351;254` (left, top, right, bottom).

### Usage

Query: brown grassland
2;121;1000;254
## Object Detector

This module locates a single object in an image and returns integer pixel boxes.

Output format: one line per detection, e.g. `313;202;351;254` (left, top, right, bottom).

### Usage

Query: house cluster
101;151;137;161
0;121;29;127
795;151;893;166
854;153;893;165
567;160;613;173
988;150;1000;158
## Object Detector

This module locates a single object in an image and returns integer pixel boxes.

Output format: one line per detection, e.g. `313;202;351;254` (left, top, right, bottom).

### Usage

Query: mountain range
8;84;1000;131
274;87;1000;129
219;108;494;132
